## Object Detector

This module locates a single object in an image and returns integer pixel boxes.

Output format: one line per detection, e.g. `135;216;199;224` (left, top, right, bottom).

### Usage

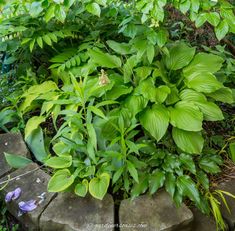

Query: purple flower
5;187;22;202
18;200;37;213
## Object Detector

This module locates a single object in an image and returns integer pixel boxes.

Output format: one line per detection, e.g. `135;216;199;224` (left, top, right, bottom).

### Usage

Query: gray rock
119;190;193;231
217;179;235;229
0;133;30;177
191;208;217;231
39;193;114;231
0;163;56;231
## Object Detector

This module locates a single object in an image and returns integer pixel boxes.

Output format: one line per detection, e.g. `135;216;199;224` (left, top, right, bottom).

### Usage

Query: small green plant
0;1;234;230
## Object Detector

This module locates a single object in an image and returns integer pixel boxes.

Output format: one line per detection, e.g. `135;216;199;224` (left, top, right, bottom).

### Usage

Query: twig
0;165;44;186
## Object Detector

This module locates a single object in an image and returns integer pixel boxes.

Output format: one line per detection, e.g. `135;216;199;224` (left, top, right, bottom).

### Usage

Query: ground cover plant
0;0;235;230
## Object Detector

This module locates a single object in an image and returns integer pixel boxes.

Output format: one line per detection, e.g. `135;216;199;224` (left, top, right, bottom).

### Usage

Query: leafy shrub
0;0;234;229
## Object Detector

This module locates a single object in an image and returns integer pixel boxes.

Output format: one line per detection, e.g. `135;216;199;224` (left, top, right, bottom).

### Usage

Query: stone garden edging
0;132;234;231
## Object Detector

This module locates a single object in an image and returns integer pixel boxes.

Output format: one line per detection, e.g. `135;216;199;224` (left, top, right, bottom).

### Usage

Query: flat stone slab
0;133;29;177
39;193;114;231
119;190;193;231
0;163;56;231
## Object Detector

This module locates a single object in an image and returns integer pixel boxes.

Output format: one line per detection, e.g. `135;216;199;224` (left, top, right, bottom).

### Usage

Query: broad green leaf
127;160;139;183
185;72;223;94
74;179;88;197
155;29;168;47
199;156;221;173
169;101;203;131
206;12;220;27
164;42;195;70
89;173;110;200
89;48;121;68
172;127;204;154
45;155;72;168
196;170;209;190
195;13;207;27
147;44;155;63
165;172;176;198
86;3;101;17
183;53;224;76
25;116;45;139
44;4;55;22
140;104;169;141
195;101;224;121
25;127;48;162
124;94;148;117
179;89;207;102
206;87;233;104
131;176;148;199
30;2;43;18
4;153;32;168
179;153;196;174
177;175;200;204
106;40;132;55
134;66;152;81
229;142;235;163
149;170;165;194
215;20;229;41
29;39;35;52
55;5;66;23
48;169;75;192
43;34;52;46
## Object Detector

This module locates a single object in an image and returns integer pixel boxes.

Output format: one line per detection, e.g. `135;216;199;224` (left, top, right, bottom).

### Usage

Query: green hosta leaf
87;123;97;150
215;20;229;41
169;101;203;131
134;66;152;81
195;13;207;27
86;3;101;17
172;127;204;154
177;175;200;204
196;170;209;190
4;153;32;168
165;172;176;198
164;42;195;70
74;179;88;197
199;156;221;173
106;40;132;55
127;160;139;183
48;169;75;192
25;116;45;139
179;89;207;102
124;94;148;117
45;155;72;169
89;48;121;68
149;170;165;194
206;12;220;27
206;87;233;104
179;153;196;174
155;86;171;103
185;72;223;94
183;53;224;76
89;173;110;200
140;104;169;141
25;127;48;162
195;101;224;121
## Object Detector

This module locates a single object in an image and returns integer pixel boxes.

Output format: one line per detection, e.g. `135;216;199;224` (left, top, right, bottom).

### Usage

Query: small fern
21;29;75;52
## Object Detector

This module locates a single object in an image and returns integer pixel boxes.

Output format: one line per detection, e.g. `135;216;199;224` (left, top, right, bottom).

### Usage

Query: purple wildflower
5;187;22;202
18;200;37;213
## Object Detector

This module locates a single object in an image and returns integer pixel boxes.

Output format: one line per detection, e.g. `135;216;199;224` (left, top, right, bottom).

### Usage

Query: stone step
119;190;193;231
0;163;56;231
39;193;114;231
0;133;30;177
